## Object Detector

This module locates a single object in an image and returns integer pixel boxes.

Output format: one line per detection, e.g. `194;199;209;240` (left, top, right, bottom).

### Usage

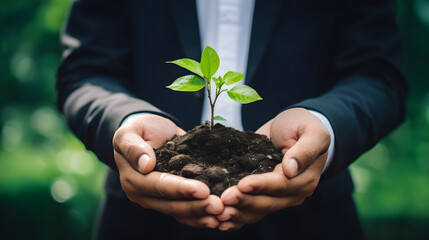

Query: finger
113;129;156;174
236;168;299;195
236;164;300;195
136;195;223;218
255;119;273;138
177;127;187;136
239;158;324;197
282;126;330;178
117;158;210;199
221;186;300;213
177;215;220;229
216;206;237;221
218;221;245;232
216;206;264;224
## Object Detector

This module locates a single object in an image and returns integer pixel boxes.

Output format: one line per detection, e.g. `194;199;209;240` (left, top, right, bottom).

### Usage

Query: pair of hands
113;108;330;231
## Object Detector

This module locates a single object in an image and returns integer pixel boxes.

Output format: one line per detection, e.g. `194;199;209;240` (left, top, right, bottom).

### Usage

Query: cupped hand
216;108;330;231
113;114;224;229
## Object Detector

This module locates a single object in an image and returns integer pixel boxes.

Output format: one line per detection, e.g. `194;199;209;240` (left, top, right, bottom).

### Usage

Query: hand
113;114;224;229
216;108;330;231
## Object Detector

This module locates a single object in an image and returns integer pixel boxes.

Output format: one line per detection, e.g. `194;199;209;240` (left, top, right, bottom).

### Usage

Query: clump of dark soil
155;123;283;196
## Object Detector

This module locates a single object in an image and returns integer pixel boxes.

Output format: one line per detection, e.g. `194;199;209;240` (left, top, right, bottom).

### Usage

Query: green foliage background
0;0;428;239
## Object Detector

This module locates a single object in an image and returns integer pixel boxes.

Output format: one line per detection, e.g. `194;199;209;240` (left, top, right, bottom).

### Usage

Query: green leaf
166;75;205;92
166;59;203;77
227;85;263;104
212;76;220;85
223;71;244;85
212;76;223;88
200;45;220;79
214;115;227;121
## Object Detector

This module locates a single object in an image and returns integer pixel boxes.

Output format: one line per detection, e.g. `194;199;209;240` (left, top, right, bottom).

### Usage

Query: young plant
166;45;262;129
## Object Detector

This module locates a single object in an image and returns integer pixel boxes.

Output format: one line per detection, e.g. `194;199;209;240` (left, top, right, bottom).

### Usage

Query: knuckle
120;177;132;193
137;199;150;209
125;193;137;203
302;148;315;163
164;202;175;216
260;197;276;213
308;178;320;190
321;129;331;142
189;201;204;216
113;152;121;164
302;178;319;197
264;203;275;213
177;179;193;198
113;128;127;149
156;174;169;197
320;131;331;152
200;217;212;228
293;199;305;207
304;189;315;198
120;175;138;195
165;202;188;218
247;215;264;224
112;133;122;153
119;175;131;188
124;141;136;159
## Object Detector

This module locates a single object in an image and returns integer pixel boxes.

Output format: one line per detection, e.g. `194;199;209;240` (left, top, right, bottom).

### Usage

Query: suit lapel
246;0;283;84
169;0;201;60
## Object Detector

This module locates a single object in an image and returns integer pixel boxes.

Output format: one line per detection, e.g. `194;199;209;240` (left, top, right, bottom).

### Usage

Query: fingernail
138;154;150;173
288;158;298;177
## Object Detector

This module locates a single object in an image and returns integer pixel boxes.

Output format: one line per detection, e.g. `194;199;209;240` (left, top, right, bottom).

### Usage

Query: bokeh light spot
30;106;61;136
415;0;429;26
10;50;35;83
56;150;95;175
1;120;23;151
50;178;76;203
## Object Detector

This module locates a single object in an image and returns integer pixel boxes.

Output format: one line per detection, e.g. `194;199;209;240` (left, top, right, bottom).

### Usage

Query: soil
154;123;283;196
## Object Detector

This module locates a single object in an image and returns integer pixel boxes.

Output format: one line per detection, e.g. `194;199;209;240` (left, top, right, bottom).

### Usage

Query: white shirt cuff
120;112;151;126
308;110;335;173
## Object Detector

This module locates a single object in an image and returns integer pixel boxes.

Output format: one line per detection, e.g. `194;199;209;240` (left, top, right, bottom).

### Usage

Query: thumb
282;129;330;178
113;130;157;174
177;127;187;136
137;146;157;174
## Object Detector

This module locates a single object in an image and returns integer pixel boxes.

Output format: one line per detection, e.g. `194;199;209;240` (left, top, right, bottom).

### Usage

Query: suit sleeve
56;0;178;170
290;0;407;178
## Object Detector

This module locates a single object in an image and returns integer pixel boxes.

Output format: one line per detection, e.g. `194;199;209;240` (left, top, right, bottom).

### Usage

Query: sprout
166;45;262;129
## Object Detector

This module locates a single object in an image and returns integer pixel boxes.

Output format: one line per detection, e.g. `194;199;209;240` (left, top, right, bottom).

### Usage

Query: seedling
166;45;262;129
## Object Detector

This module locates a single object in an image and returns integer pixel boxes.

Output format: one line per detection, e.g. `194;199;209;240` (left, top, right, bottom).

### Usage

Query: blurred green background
0;0;428;239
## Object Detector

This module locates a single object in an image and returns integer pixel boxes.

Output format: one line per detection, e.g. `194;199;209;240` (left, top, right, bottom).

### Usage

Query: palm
125;114;186;149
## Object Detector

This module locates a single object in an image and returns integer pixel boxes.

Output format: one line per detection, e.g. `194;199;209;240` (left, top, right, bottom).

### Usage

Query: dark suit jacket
57;0;406;238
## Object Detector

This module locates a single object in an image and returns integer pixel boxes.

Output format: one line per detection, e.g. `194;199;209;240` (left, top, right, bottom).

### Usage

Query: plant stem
205;77;214;129
205;77;223;130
